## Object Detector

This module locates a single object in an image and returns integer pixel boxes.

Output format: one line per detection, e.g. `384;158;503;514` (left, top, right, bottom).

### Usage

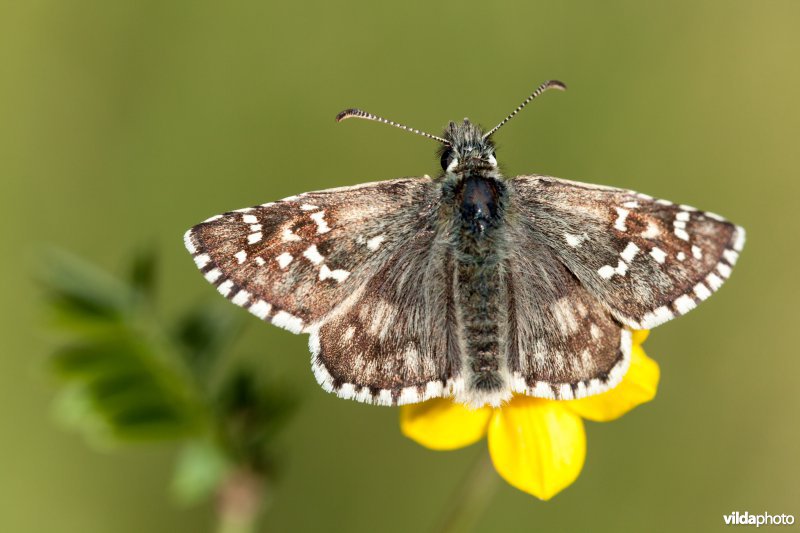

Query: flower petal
487;397;585;500
566;343;660;422
400;398;492;451
632;329;650;345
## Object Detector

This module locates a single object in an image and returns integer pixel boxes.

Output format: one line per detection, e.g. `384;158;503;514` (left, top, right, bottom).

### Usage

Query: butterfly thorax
440;124;511;399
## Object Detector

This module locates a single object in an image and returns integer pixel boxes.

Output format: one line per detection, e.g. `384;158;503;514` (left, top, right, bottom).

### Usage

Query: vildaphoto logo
723;511;795;527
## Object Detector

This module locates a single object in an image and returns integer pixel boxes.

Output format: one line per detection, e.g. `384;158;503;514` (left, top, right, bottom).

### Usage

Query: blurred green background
1;1;799;532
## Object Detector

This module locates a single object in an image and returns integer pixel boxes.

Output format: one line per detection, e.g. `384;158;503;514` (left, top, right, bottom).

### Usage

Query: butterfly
184;80;745;407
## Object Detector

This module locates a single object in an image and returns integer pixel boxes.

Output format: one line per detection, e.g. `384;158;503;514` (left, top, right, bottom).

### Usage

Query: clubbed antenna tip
335;107;449;144
483;80;567;139
335;109;363;122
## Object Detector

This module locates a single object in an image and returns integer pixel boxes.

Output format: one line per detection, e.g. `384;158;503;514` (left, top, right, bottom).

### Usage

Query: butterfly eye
440;149;455;171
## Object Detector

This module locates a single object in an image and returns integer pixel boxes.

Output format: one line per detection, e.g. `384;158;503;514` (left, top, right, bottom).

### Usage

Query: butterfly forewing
184;177;438;333
511;176;745;329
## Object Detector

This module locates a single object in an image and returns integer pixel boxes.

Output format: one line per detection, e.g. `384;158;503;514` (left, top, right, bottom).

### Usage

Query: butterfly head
335;79;565;175
439;119;497;173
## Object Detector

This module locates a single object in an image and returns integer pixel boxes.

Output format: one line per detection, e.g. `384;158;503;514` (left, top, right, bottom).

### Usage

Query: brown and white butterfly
184;81;744;407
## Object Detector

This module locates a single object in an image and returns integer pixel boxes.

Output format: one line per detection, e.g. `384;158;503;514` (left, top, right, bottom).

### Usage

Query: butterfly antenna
336;108;449;145
482;80;567;139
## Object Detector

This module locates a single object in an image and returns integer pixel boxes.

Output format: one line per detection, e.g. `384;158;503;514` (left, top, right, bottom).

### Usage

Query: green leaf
215;369;298;473
106;403;196;440
129;245;158;305
172;303;244;383
171;440;229;505
39;248;133;326
49;337;201;443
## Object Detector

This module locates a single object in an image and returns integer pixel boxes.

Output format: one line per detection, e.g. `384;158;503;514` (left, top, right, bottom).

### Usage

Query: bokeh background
2;1;799;532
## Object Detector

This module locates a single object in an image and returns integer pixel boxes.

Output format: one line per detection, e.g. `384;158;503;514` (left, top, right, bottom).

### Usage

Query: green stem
216;468;266;533
434;449;499;533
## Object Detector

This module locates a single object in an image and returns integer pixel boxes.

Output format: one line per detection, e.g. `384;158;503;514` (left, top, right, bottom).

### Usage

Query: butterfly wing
184;178;436;332
502;230;633;400
310;227;461;405
510;175;745;329
185;176;460;404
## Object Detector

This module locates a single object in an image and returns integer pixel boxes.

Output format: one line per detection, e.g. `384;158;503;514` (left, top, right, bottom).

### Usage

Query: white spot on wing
620;242;639;262
276;252;293;269
552;298;579;334
205;268;222;283
282;228;301;242
303;245;324;265
231;290;250;306
366;235;385;250
614;207;630;231
271;310;304;334
598;260;628;279
217;280;233;297
377;390;393;406
642;222;660;239
398;387;420;405
723;249;738;265
706;272;723;290
300;204;319;211
597;265;616;279
649;247;667;264
234;250;247;264
694;282;712;300
733;226;746;252
242;214;258;224
339;383;357;400
691;245;703;259
310;211;330;234
194;254;210;269
564;233;584;247
250;300;271;319
677;251;686;261
676;211;691;222
673;294;696;314
184;230;197;254
639;305;674;328
319;264;350;282
255;257;266;266
247;232;262;244
557;384;574;400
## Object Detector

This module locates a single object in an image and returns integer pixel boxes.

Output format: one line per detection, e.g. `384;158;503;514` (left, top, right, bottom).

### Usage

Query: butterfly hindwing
510;175;745;329
502;232;632;400
310;230;462;405
184;177;438;334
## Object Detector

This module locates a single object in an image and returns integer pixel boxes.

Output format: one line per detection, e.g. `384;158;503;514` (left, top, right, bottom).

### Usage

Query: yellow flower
400;330;658;500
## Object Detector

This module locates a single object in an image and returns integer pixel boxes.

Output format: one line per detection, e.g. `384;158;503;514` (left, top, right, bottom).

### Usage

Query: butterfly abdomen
450;174;511;402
